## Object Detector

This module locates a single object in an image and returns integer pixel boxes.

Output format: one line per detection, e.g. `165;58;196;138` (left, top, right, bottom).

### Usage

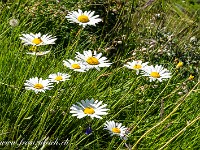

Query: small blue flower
85;126;92;135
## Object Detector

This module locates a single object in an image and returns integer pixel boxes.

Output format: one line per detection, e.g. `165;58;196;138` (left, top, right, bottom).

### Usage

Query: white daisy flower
24;77;53;93
76;50;112;70
48;72;70;84
142;65;171;82
104;121;128;140
70;99;109;119
20;33;57;46
124;60;149;75
65;9;102;28
26;50;50;56
63;59;88;72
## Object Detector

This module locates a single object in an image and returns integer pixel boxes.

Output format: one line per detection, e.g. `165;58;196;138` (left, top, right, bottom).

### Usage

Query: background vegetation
0;0;199;149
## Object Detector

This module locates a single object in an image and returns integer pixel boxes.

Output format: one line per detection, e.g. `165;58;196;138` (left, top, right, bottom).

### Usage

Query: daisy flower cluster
24;72;70;94
20;9;121;140
70;98;129;140
124;60;172;82
20;11;111;94
63;50;112;72
19;8;176;147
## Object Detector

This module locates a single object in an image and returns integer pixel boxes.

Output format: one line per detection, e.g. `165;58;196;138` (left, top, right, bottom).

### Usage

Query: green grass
0;0;199;149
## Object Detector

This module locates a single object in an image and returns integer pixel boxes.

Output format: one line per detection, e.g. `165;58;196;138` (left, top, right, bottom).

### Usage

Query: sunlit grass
0;0;199;149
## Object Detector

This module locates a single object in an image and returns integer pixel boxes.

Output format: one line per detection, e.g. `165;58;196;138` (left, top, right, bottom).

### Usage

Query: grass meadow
0;0;200;149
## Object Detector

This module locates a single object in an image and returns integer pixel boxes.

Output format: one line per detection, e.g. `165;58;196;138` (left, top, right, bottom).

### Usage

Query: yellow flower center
55;76;63;81
150;72;160;78
84;107;95;114
34;83;44;89
32;38;43;45
112;127;121;133
86;57;99;65
71;64;81;69
133;64;142;69
77;15;89;23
